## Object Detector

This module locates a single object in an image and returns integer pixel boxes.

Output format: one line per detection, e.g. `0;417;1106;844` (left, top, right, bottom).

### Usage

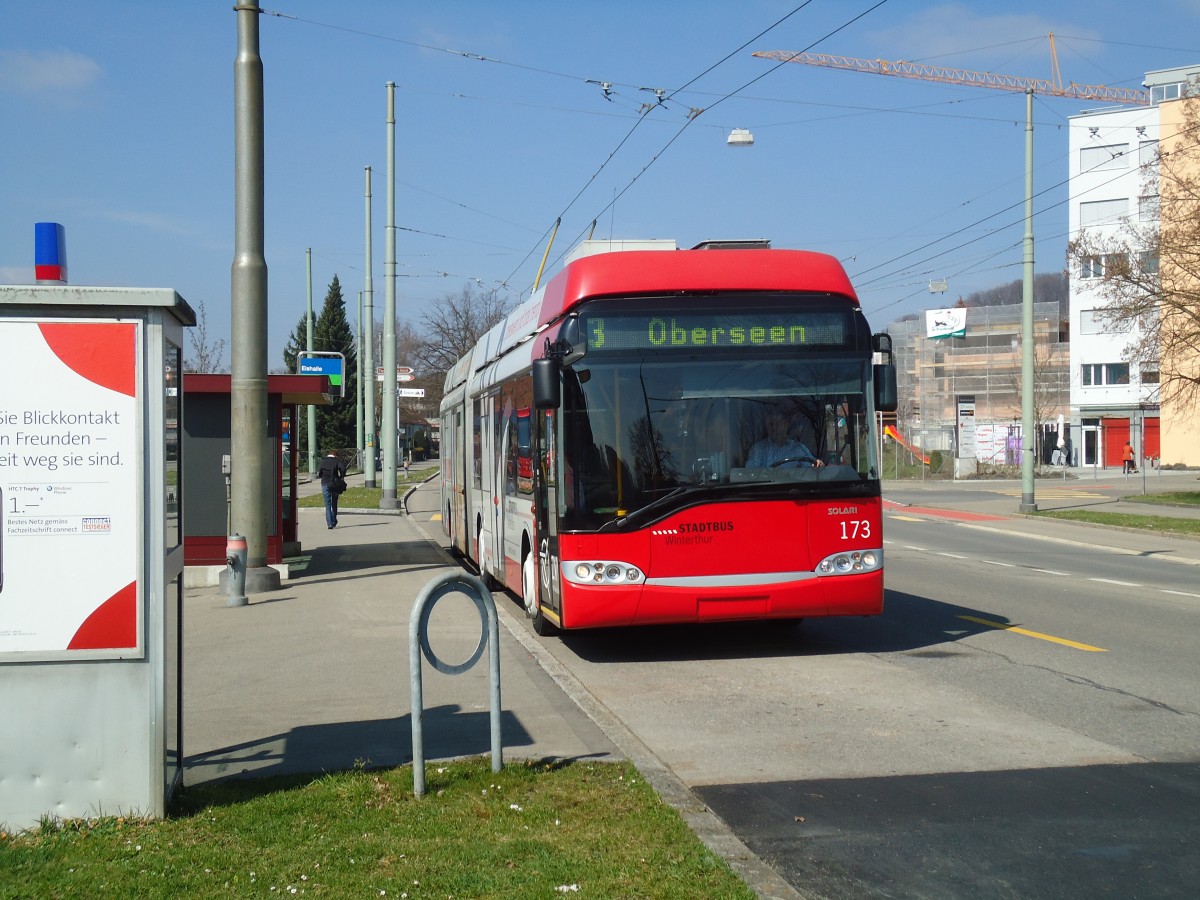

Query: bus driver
746;413;825;468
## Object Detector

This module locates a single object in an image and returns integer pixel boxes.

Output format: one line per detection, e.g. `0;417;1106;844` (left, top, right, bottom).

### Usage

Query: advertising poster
0;320;142;659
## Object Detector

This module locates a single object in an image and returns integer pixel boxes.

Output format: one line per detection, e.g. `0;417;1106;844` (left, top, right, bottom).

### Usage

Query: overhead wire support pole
357;290;364;466
306;248;316;475
363;165;377;488
1020;88;1037;513
229;0;278;596
380;81;399;509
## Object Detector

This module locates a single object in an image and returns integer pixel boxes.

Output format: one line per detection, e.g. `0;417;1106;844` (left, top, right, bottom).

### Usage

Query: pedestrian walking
319;450;345;528
1122;440;1137;474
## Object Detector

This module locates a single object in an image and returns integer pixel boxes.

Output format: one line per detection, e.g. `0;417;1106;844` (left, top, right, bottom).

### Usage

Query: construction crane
753;34;1149;106
751;34;1153;513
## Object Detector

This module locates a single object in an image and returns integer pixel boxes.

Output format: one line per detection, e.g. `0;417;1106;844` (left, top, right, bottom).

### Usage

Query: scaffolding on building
886;302;1071;466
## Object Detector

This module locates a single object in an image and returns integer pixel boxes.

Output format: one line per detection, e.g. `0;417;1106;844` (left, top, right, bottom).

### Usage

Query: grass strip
1033;508;1200;537
298;466;439;510
1128;491;1200;508
1;758;754;899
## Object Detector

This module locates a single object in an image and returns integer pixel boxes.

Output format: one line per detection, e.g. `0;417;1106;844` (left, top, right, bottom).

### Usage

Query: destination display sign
580;308;851;353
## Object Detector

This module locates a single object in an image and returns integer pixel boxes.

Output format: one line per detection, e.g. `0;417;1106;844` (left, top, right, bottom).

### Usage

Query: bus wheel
522;552;557;636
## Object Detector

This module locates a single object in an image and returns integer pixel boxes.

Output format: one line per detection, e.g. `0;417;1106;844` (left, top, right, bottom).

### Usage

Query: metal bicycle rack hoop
408;571;502;797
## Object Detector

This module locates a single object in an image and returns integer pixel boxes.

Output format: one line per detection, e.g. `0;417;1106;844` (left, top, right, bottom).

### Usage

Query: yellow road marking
991;488;1110;500
957;615;1107;652
889;514;925;522
431;513;442;521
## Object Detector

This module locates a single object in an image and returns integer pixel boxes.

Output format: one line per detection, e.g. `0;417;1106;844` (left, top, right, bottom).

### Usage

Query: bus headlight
563;560;646;586
816;549;883;576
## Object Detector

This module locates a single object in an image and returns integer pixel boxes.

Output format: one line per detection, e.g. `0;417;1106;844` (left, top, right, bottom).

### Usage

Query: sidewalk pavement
183;471;618;787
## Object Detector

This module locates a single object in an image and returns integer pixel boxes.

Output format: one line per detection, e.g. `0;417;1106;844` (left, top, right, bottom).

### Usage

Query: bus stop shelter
182;373;331;574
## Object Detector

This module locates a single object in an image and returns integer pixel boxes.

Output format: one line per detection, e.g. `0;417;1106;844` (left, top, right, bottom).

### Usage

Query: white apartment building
1068;96;1160;468
1067;65;1198;469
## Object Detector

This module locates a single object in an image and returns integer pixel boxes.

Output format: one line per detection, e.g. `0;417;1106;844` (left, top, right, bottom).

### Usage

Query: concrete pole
356;290;364;467
230;0;279;594
380;82;399;508
306;247;316;475
1020;89;1038;513
363;166;377;487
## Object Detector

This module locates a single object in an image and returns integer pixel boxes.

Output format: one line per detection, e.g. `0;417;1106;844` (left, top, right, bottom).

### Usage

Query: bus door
534;409;562;617
496;410;516;580
481;392;501;574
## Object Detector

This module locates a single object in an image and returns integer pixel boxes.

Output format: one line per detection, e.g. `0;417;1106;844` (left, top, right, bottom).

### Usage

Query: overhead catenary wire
527;0;894;284
261;7;1183;318
852;116;1199;301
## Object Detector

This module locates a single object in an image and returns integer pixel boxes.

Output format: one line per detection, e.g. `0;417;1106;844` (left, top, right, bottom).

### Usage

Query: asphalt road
406;475;1200;899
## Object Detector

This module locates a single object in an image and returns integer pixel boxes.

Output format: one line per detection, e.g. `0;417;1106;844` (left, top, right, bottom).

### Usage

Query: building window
1138;251;1159;274
1081;362;1131;386
1140;368;1160;385
1139;193;1160;221
1107;363;1130;385
1151;83;1182;104
1083;310;1133;335
1080;144;1129;171
1080;253;1129;279
1139;139;1159;167
1079;199;1129;227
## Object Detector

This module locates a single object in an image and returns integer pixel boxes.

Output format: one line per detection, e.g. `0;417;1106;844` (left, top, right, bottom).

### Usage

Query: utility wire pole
381;82;399;509
363;166;377;487
1020;89;1038;512
306;247;316;475
230;0;279;594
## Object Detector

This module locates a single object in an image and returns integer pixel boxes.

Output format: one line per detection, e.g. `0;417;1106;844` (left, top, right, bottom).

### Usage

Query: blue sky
2;1;1196;369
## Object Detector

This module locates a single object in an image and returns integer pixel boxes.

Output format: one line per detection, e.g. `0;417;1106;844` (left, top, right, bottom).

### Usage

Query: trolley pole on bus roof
380;81;400;509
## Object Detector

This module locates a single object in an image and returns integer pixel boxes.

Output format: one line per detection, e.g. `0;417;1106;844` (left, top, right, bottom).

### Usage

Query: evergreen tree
312;275;359;453
280;276;359;461
282;310;309;375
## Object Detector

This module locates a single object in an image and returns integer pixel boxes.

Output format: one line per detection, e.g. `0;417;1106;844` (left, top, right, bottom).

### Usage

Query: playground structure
884;424;931;465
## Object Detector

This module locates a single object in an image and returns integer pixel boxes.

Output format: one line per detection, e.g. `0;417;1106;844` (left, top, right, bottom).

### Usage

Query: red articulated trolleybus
441;239;897;634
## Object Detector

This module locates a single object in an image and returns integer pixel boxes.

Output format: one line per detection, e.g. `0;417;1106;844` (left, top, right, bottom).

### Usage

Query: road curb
496;605;809;900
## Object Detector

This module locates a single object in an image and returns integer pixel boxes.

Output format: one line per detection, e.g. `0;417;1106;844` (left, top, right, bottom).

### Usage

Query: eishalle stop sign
298;352;346;397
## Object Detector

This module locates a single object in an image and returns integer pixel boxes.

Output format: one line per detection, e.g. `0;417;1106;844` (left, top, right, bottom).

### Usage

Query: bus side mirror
871;331;897;412
875;364;897;412
532;358;561;410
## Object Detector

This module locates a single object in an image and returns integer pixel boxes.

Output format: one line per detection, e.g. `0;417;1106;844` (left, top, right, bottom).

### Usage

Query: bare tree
1067;90;1200;409
415;284;510;375
185;299;228;373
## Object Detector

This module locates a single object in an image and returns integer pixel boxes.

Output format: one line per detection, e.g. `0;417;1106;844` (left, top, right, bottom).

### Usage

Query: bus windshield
560;353;877;530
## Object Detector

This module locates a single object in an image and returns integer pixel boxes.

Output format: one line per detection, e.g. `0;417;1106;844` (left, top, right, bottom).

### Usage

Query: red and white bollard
225;533;248;607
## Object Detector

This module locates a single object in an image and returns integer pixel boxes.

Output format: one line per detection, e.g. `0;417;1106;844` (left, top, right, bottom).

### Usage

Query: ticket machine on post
0;285;194;832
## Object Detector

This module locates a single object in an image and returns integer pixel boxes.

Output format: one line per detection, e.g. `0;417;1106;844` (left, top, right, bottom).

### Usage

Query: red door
1101;419;1130;469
